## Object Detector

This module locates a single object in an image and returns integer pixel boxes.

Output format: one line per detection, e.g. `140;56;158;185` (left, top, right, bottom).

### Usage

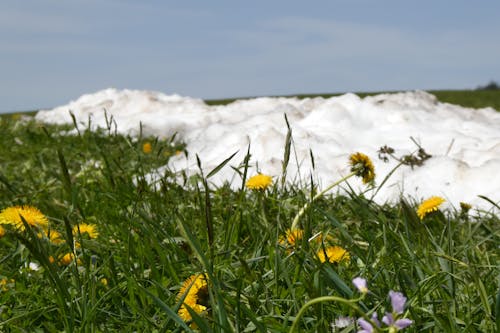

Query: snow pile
35;88;500;211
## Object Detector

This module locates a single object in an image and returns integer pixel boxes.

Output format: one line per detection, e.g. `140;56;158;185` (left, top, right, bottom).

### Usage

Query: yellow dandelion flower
142;142;152;154
59;253;76;266
48;230;65;245
100;278;108;286
245;174;273;190
0;206;49;231
311;232;335;245
177;274;209;324
0;278;15;291
0;225;6;238
49;256;55;264
72;223;99;239
417;196;445;220
317;246;350;264
39;230;65;245
349;152;375;184
279;229;304;248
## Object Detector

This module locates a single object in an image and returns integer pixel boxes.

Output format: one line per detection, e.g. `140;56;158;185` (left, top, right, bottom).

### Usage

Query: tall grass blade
477;195;500;210
281;113;292;187
140;286;194;332
57;149;72;195
69;110;81;136
206;151;238;179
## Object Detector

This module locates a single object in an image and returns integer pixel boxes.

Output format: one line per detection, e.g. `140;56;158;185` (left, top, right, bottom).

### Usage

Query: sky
2;0;500;113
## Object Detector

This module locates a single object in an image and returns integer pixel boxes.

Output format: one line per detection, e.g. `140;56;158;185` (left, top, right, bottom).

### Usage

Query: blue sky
1;0;499;113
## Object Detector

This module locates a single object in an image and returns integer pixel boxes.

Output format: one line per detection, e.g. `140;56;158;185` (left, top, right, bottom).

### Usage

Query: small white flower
28;262;40;271
331;316;353;329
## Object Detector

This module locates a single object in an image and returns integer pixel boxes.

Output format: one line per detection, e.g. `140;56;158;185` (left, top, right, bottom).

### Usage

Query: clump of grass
0;113;498;332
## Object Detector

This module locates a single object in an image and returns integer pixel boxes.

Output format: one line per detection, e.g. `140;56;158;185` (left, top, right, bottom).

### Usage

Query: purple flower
394;318;413;329
382;313;413;330
357;313;380;333
357;318;374;333
389;290;407;314
371;312;380;327
352;277;368;294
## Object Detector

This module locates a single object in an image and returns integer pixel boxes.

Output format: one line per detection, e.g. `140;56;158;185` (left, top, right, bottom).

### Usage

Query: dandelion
0;206;49;231
417;196;445;220
39;229;65;245
349;152;375;184
72;223;99;239
142;142;152;154
59;253;76;266
177;274;209;325
0;225;6;238
317;245;350;264
279;229;304;247
352;277;369;294
0;278;14;291
48;230;65;245
245;174;273;190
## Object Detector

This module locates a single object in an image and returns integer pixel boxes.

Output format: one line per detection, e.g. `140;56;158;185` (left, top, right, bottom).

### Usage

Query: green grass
0;91;499;332
207;89;500;111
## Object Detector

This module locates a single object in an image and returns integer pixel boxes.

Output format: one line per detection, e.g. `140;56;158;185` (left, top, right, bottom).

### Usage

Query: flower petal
395;318;413;329
389;290;407;314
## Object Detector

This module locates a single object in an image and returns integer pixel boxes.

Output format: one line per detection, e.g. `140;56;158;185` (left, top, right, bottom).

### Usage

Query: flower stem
290;171;356;230
288;295;379;333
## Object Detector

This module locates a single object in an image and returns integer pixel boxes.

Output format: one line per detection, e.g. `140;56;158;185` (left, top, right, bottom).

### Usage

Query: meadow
0;90;498;332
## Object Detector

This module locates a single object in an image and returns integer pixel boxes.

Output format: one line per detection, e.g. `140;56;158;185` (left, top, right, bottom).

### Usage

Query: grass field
206;89;500;112
0;90;498;332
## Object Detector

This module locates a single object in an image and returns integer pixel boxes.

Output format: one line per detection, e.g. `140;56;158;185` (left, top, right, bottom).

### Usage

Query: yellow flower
417;196;445;220
177;274;209;325
38;229;65;245
245;174;273;190
72;223;99;239
0;225;6;238
59;253;76;266
48;230;65;245
279;229;304;247
317;246;350;264
142;142;152;154
279;229;304;252
0;278;14;291
0;206;49;231
349;152;375;184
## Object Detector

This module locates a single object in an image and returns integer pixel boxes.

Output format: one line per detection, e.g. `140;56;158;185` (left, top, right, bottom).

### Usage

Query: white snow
35;88;500;212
